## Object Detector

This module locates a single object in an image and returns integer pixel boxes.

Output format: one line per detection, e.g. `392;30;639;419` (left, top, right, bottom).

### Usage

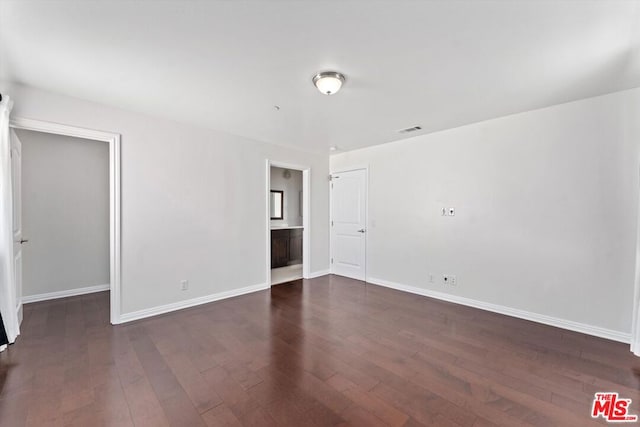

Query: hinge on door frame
331;220;334;226
331;258;334;264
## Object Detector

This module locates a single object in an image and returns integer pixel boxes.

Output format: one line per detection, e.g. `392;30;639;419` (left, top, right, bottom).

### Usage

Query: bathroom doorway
265;161;310;286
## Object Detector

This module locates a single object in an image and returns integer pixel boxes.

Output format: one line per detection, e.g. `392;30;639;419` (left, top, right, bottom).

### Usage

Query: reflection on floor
271;264;302;285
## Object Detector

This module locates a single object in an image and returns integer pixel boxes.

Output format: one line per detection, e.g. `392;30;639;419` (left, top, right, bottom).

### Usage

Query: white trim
10;117;118;142
9;117;122;324
22;284;110;304
302;169;310;279
266;160;312;286
16;302;22;325
307;269;330;279
367;276;631;344
265;161;271;287
119;283;269;323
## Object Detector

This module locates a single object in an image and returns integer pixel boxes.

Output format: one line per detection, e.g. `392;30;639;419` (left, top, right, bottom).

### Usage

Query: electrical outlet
443;275;457;286
180;280;189;291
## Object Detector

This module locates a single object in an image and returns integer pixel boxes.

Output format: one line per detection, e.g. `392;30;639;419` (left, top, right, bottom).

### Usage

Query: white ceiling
1;1;640;153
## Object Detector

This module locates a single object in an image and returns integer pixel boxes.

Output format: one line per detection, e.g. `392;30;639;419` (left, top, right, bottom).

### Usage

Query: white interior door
10;130;23;324
331;169;367;281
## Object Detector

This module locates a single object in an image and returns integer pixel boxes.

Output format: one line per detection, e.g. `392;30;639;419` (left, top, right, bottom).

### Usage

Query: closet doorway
9;118;121;324
265;160;310;286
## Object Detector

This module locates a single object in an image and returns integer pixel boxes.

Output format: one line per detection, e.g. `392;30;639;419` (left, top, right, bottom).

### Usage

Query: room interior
15;129;110;304
1;1;640;426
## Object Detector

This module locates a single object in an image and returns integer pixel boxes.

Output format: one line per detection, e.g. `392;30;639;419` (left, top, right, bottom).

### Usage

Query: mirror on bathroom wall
270;190;284;220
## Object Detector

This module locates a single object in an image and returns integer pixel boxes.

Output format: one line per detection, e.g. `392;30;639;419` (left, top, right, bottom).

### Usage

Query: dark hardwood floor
1;275;638;426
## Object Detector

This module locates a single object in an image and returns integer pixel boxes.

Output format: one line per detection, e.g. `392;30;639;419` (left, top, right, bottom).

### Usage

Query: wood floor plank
160;351;224;413
1;276;638;426
201;403;243;427
128;328;206;426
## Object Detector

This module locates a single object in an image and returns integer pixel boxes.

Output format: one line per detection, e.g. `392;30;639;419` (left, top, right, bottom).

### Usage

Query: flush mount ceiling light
312;71;346;95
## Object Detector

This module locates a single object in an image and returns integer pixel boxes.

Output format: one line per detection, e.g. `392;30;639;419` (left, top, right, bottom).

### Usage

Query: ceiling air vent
398;125;422;134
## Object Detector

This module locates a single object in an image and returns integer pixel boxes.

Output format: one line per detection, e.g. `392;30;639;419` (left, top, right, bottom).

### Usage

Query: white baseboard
306;269;330;279
119;282;269;323
367;277;631;344
22;283;110;304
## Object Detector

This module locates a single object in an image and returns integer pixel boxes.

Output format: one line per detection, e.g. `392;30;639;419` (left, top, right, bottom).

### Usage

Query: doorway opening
265;160;310;286
9;118;121;324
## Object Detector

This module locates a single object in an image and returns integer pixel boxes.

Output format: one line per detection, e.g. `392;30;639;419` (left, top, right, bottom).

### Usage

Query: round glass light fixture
312;71;345;95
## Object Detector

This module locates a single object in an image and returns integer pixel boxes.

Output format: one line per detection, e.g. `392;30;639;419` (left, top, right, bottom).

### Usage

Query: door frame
329;166;369;281
9;130;23;326
265;160;311;286
9;117;122;324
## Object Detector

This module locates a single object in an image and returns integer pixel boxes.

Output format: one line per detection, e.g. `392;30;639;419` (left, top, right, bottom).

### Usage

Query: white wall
331;88;640;336
18;129;109;297
2;82;330;317
270;166;302;227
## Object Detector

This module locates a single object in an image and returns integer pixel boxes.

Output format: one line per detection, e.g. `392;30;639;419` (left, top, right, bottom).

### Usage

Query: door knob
357;229;366;233
19;239;29;244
